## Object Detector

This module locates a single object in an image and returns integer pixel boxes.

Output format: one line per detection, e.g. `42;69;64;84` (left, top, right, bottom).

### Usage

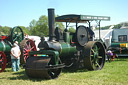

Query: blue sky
0;0;128;28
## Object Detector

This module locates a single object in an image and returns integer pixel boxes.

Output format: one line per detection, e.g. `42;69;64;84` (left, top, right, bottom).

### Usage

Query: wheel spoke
18;33;22;37
18;33;23;40
13;37;18;42
24;55;28;62
25;43;29;50
91;59;94;63
24;53;28;56
95;61;101;68
91;43;102;69
12;32;16;38
91;49;95;53
84;41;105;70
24;48;28;51
11;26;24;44
29;46;34;51
97;56;102;59
20;39;37;64
23;50;27;53
49;70;55;76
95;45;98;51
18;36;23;40
92;63;96;69
91;55;94;57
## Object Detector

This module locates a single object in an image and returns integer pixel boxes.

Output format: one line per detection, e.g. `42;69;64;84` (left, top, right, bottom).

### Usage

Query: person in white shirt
11;44;21;72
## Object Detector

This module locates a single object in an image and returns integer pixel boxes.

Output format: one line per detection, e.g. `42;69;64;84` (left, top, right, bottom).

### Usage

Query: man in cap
14;41;19;48
11;43;21;72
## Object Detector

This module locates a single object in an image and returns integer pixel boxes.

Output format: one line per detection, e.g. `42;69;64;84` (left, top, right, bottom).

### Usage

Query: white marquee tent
94;29;113;47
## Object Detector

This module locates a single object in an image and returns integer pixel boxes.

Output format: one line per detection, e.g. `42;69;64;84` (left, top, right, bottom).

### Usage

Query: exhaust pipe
48;8;55;41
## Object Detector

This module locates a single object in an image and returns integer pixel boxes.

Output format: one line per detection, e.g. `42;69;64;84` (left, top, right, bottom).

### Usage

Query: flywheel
10;26;24;44
76;26;88;46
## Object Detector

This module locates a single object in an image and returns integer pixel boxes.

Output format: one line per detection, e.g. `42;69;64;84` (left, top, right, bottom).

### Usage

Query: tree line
0;14;128;37
100;22;128;30
0;15;75;37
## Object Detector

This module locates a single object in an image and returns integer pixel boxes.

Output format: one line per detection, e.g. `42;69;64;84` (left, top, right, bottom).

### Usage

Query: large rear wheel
83;41;105;70
20;39;37;64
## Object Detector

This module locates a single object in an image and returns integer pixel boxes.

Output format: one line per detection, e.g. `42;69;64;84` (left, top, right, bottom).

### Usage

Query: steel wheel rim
47;56;62;79
48;68;62;79
83;41;105;70
23;40;37;63
91;44;103;69
0;52;7;72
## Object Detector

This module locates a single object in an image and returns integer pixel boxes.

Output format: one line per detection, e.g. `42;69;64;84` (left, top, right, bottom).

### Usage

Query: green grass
0;58;128;85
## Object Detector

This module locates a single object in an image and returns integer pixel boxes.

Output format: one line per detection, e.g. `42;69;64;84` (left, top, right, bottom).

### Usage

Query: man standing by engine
11;43;21;72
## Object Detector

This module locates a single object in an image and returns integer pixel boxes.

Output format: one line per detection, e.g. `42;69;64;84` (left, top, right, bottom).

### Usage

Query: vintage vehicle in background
0;26;24;72
0;26;37;72
109;28;128;56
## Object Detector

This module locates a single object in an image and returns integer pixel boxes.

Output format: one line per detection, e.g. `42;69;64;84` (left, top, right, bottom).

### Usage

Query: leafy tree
0;25;2;31
19;26;31;35
101;26;111;30
29;15;65;37
68;27;75;33
29;19;37;31
36;15;48;36
29;15;49;36
55;15;65;31
55;22;65;31
114;24;121;29
1;26;11;35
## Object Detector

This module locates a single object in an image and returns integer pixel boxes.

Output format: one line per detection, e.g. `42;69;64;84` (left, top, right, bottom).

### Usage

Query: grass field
0;58;128;85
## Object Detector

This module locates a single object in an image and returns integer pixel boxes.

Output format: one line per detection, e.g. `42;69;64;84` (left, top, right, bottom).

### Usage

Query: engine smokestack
48;8;55;41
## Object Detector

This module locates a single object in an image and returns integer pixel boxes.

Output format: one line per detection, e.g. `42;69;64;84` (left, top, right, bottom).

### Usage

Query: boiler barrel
0;41;11;52
59;42;77;57
43;41;77;57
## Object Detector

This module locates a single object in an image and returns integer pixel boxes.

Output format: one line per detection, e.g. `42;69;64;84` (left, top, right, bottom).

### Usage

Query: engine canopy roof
55;14;110;23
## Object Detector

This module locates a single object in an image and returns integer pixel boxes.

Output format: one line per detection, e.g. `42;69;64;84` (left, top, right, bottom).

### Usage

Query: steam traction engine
25;9;110;79
0;26;24;72
0;26;37;72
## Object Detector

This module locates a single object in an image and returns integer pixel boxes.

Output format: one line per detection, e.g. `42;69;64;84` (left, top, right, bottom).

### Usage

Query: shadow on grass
106;57;128;63
62;68;89;73
8;68;89;81
9;70;48;81
118;57;128;61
